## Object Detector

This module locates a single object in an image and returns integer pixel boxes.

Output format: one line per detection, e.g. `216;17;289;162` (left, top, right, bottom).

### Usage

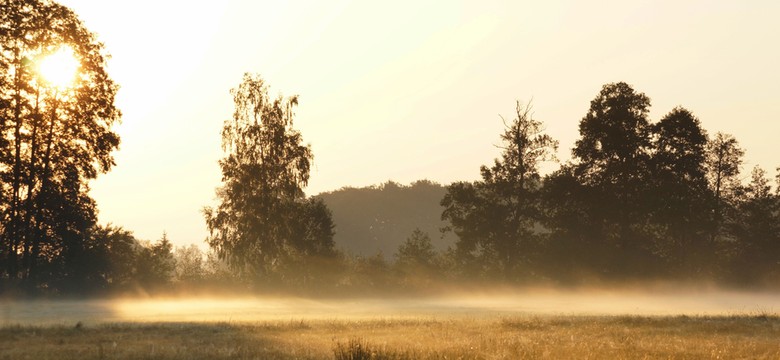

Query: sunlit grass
2;315;779;359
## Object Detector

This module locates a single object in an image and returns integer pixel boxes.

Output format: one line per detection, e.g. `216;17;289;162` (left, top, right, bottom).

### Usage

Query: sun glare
38;46;79;89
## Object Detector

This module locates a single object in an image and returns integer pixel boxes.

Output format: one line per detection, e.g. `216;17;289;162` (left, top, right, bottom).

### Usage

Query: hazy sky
57;0;780;247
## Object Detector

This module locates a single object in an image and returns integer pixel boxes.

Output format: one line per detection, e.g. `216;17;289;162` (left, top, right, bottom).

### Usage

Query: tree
393;228;440;289
395;228;436;269
650;107;710;273
135;232;175;289
441;181;500;279
174;244;205;284
288;198;335;257
0;0;121;291
573;82;652;188
570;82;655;276
541;165;605;282
705;132;744;242
204;73;333;283
729;166;780;282
776;167;780;195
80;224;137;292
442;101;557;280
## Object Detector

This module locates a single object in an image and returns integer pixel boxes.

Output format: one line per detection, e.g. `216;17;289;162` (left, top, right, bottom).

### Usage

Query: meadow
2;290;780;359
2;315;780;359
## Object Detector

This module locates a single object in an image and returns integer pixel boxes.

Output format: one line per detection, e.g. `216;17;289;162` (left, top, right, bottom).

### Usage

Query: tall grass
1;315;779;359
332;338;413;360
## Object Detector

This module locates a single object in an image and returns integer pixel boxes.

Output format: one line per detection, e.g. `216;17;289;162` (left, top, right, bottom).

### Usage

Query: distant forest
1;1;779;297
318;181;456;259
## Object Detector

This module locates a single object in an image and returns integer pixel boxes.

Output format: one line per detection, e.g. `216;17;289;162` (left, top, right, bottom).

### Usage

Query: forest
1;0;779;297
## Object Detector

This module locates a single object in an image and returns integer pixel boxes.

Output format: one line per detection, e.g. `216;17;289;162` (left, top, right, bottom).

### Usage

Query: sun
38;46;79;89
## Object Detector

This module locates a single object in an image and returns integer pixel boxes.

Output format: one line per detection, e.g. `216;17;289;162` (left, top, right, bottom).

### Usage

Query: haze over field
4;289;780;325
51;0;780;247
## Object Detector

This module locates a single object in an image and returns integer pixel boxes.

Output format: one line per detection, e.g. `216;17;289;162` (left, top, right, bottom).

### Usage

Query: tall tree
573;82;652;188
705;132;744;242
650;107;710;273
173;244;205;284
204;73;332;282
541;165;605;282
0;0;121;291
442;101;557;280
135;233;175;290
730;166;780;282
570;82;655;275
394;228;440;289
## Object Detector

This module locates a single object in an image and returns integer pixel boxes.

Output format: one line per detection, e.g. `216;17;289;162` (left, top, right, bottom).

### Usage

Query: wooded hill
317;180;456;259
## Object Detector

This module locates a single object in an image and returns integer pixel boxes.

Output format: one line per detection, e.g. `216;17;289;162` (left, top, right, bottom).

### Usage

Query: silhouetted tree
729;166;780;283
0;0;121;292
573;82;652;186
276;197;338;288
135;233;175;290
395;228;436;268
650;107;710;274
705;132;744;243
85;224;137;292
204;73;335;284
775;167;780;194
571;82;656;276
289;198;336;257
442;101;557;280
541;165;605;282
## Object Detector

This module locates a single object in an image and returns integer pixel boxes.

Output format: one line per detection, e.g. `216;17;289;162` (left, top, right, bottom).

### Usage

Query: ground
2;315;779;359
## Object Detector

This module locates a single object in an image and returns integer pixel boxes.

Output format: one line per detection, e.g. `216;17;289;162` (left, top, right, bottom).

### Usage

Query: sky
55;0;780;248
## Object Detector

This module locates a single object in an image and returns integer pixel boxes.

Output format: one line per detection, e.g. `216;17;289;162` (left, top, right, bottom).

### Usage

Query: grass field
2;314;779;359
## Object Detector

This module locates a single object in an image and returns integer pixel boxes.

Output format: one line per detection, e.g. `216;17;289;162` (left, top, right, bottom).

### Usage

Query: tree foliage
729;166;780;281
204;73;333;282
573;82;652;188
442;101;558;280
0;0;121;291
705;132;745;241
395;228;436;269
173;244;205;284
569;82;659;275
437;82;779;286
649;107;711;272
135;233;175;290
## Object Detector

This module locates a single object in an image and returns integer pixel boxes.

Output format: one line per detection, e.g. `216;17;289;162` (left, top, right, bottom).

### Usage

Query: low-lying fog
4;289;779;325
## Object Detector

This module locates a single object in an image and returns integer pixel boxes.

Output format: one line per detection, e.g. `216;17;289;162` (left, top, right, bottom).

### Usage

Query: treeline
441;82;780;287
2;0;777;296
7;75;779;296
194;77;779;294
319;180;456;258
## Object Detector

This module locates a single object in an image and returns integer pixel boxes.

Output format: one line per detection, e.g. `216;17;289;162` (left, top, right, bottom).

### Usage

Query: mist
4;287;779;326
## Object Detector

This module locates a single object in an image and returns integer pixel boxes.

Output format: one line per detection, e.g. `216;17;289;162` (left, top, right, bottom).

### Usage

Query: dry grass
1;315;779;359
